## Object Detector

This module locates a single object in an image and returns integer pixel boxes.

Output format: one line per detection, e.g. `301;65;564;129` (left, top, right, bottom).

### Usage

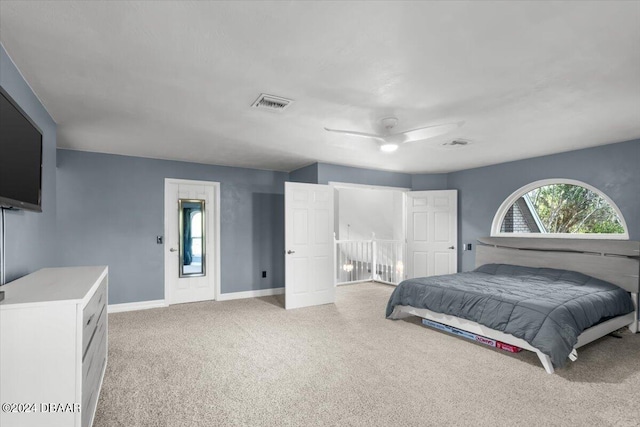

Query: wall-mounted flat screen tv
0;86;43;212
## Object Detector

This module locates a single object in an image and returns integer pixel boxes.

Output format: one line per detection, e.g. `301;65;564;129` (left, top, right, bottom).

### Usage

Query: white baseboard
108;288;283;312
108;299;167;313
336;279;371;286
217;287;284;301
108;283;386;311
374;280;399;287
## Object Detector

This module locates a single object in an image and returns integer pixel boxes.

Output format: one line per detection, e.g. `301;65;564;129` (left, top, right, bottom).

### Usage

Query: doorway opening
331;183;407;286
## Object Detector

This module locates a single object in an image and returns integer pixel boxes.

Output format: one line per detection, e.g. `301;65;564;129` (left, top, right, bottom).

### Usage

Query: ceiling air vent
443;140;470;146
251;94;293;112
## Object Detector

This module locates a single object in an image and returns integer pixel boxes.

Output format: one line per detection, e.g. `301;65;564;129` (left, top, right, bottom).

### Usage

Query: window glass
191;212;202;256
499;184;625;235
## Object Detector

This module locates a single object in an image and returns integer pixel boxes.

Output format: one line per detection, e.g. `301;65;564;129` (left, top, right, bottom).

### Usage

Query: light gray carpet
95;283;640;427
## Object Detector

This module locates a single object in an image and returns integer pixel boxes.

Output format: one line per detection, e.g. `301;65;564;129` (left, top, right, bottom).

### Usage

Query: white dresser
0;266;108;427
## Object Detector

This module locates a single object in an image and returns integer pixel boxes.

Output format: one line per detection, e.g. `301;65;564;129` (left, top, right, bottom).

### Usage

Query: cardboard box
496;341;522;353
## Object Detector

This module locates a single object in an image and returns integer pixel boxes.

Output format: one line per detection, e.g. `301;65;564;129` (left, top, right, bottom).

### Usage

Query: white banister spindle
383;242;387;281
361;242;364;281
384;243;388;282
357;242;359;281
368;240;371;279
333;231;340;287
371;233;377;282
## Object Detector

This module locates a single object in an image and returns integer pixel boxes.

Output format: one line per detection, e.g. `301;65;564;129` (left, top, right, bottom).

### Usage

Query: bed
386;237;639;373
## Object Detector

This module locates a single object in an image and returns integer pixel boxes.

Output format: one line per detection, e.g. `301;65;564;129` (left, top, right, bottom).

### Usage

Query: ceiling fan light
380;143;399;153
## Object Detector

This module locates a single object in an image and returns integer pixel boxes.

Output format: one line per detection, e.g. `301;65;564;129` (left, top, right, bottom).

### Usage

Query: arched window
491;179;628;239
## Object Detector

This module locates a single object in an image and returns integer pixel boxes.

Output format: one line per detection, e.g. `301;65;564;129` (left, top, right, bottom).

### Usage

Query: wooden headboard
476;237;640;294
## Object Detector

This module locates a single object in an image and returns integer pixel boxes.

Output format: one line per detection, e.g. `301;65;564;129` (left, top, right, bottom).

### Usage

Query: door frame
330;181;410;285
328;181;411;192
164;178;221;304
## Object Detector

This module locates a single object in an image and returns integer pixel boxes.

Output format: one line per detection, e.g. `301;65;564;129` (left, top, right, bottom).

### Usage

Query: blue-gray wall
289;163;318;184
52;140;640;304
56;149;287;304
0;44;57;282
449;139;640;272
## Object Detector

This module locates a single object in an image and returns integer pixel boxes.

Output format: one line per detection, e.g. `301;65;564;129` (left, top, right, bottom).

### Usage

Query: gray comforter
386;264;634;367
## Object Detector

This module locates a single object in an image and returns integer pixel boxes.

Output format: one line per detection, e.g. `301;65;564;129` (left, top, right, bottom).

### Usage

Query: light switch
157;236;163;244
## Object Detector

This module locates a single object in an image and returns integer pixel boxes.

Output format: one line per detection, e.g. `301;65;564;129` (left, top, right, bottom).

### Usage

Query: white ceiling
1;1;639;173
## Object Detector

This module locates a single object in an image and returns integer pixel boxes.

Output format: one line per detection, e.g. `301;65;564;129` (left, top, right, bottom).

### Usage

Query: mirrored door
179;199;206;277
164;179;218;305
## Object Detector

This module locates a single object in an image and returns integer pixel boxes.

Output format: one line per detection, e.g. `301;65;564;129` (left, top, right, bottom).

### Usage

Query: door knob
448;246;455;250
287;250;295;254
169;248;178;252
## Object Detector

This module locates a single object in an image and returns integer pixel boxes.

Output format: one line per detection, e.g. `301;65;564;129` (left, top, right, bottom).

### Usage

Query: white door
406;190;457;279
285;182;335;310
164;179;219;305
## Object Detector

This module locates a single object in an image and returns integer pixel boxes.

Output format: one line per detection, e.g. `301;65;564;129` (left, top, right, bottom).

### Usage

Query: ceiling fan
324;117;462;152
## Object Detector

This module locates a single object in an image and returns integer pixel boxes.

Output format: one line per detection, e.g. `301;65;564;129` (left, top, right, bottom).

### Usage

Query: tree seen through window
500;184;624;234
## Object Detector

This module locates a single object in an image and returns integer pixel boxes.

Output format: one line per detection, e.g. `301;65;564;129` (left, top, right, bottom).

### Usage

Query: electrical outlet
262;271;267;278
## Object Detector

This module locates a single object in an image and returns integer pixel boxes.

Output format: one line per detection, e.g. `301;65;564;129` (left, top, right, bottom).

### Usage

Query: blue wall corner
288;163;318;184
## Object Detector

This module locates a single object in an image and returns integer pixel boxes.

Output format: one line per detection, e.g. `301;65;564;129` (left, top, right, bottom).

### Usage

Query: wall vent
443;140;470;146
251;94;293;112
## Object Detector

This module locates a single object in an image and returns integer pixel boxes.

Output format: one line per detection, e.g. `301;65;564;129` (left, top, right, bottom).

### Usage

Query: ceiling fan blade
324;127;386;142
398;122;462;143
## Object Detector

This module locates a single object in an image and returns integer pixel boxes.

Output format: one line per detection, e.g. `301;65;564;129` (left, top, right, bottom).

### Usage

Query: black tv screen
0;87;43;212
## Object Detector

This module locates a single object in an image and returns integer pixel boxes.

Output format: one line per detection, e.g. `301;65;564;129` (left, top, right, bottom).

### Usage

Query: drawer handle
86;314;94;326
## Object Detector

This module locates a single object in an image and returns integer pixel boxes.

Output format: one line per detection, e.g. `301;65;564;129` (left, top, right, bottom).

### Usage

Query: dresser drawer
82;278;107;354
81;312;107;427
81;346;105;427
82;338;106;415
81;344;106;427
81;386;97;427
82;304;106;376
